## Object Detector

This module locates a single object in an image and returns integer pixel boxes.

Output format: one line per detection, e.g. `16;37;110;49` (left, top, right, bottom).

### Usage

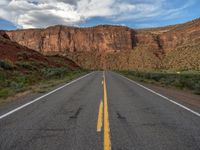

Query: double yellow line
97;72;111;150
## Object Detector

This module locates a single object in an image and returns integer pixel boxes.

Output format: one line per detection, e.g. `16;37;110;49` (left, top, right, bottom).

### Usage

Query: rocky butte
4;18;200;70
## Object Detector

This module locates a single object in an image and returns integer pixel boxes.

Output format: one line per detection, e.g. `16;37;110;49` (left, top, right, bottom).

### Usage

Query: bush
17;51;31;60
16;61;36;70
9;76;30;91
194;81;200;94
119;70;200;93
0;60;14;70
0;88;13;98
0;72;5;81
41;68;67;78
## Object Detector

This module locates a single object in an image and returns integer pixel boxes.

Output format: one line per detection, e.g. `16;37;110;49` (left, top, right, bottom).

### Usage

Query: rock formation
4;18;200;70
0;31;80;70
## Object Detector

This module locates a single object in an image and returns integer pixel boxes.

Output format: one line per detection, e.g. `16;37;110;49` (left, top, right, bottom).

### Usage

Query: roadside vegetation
118;70;200;95
0;59;89;104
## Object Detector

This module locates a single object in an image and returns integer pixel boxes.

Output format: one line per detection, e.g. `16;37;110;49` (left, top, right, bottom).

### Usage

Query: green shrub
9;75;29;90
194;81;200;94
15;76;30;85
17;51;31;59
0;72;5;81
41;68;67;78
0;88;13;98
119;70;200;93
16;61;36;70
0;60;14;70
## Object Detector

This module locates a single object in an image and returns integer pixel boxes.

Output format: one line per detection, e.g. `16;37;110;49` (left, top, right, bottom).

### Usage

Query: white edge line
116;72;200;117
0;72;94;120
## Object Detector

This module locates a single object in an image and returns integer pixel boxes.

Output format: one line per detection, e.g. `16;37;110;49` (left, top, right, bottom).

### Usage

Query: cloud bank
0;0;196;28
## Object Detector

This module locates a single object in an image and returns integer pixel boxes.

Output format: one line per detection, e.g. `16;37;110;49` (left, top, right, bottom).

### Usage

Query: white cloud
0;0;196;28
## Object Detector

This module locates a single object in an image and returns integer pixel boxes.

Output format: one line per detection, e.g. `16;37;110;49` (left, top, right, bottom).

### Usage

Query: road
0;71;200;150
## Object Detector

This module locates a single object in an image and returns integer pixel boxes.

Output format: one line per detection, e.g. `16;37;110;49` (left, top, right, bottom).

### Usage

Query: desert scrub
0;67;88;100
17;51;32;60
118;70;200;94
0;88;14;98
41;68;68;79
194;81;200;95
0;71;39;99
0;59;14;70
16;61;37;70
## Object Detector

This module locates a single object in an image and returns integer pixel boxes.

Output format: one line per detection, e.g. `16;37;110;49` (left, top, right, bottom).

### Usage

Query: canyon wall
6;25;136;53
5;19;200;70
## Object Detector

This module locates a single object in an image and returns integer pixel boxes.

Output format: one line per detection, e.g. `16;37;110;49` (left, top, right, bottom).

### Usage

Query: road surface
0;71;200;150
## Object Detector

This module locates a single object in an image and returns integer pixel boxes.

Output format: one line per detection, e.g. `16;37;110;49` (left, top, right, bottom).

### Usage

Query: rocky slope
0;31;80;70
4;18;200;70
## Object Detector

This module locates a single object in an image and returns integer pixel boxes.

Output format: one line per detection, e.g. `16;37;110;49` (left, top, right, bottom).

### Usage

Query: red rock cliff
4;19;200;70
6;25;136;54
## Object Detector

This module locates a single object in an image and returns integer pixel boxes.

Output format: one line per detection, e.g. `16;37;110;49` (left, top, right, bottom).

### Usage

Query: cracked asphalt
0;71;200;150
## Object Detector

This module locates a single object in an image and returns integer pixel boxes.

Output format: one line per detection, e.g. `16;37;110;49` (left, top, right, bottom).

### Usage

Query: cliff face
5;19;200;70
160;20;200;52
6;25;135;53
0;31;80;70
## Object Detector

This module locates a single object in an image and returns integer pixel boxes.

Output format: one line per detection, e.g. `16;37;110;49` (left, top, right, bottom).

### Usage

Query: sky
0;0;200;30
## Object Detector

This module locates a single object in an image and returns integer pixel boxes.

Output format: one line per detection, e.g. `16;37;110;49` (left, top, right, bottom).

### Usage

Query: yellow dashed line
97;100;103;132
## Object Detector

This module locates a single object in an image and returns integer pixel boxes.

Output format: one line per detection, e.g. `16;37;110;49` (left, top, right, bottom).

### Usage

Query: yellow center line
97;100;103;132
103;73;111;150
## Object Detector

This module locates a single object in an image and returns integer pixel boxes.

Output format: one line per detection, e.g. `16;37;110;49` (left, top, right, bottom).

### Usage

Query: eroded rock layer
5;19;200;70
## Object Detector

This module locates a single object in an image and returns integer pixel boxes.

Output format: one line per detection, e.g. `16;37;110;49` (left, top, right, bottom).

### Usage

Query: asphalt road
0;71;200;150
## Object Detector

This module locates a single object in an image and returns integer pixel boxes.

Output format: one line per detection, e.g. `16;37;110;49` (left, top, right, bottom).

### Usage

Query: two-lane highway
0;71;200;150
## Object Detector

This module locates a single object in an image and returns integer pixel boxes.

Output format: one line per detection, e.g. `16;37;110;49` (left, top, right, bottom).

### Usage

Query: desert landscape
0;3;200;149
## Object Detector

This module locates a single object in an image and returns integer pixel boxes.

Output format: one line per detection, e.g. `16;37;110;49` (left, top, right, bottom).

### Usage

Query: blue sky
0;0;200;30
